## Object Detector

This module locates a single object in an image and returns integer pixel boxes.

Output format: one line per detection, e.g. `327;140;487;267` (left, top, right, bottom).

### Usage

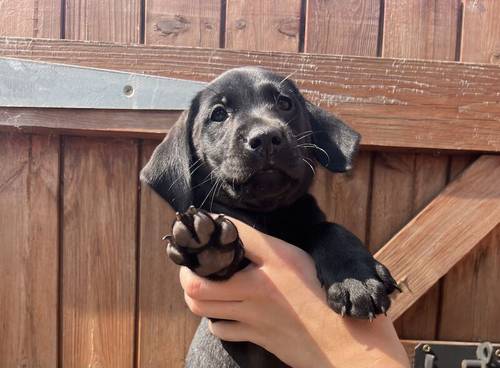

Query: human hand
179;217;410;368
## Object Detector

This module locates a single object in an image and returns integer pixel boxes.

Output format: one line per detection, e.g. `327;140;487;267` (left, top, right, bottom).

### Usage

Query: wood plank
375;155;500;320
371;0;459;339
461;0;500;64
304;0;379;243
145;0;220;47
2;38;500;152
438;0;500;342
383;0;460;60
0;133;59;367
225;0;301;52
139;2;213;364
0;107;177;139
0;0;61;38
62;137;137;367
137;141;199;368
305;0;380;56
65;0;140;43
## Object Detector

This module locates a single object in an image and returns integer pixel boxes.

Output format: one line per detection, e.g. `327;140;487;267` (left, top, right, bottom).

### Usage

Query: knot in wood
154;15;190;36
235;19;246;30
277;17;299;37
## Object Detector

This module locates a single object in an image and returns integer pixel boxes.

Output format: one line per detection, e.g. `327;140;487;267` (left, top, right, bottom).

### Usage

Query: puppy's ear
140;109;195;212
306;101;361;172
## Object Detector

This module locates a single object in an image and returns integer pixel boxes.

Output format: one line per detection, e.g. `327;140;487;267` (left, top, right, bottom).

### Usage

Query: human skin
179;217;410;368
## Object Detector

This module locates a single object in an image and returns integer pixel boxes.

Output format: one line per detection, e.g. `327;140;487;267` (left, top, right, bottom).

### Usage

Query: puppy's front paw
325;260;400;320
164;206;244;280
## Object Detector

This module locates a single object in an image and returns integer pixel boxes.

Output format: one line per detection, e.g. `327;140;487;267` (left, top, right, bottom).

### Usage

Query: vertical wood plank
438;0;500;341
305;0;380;56
62;137;137;368
304;0;379;243
65;0;141;42
0;0;61;38
139;2;221;366
383;0;460;60
225;0;302;52
145;0;221;47
0;133;59;367
372;0;459;340
138;142;199;368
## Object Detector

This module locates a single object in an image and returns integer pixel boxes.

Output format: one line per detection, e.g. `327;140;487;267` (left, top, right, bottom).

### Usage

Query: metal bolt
123;85;134;97
422;344;431;353
495;348;500;358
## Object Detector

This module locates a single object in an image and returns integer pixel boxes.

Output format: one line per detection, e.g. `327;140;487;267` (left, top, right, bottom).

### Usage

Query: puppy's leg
304;222;400;319
165;206;245;280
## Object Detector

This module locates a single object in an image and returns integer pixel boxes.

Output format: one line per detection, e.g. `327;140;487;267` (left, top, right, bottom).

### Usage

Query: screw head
422;344;431;353
123;85;134;97
495;348;500;358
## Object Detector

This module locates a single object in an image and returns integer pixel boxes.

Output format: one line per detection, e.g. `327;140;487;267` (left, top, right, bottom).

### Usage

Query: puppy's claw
381;306;387;316
187;205;197;215
368;312;374;322
215;214;225;223
340;306;346;317
162;234;171;241
175;212;182;221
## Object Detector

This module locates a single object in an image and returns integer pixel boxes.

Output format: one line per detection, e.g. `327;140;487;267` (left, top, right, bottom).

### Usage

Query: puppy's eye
277;95;292;111
210;105;228;122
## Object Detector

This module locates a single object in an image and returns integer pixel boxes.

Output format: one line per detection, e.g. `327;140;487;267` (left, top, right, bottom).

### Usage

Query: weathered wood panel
65;0;141;43
138;142;199;368
2;37;500;152
0;108;177;139
0;133;59;367
145;0;221;47
225;0;302;52
438;0;500;342
0;0;61;38
372;0;460;340
305;0;380;57
305;0;378;243
61;137;138;367
376;155;500;321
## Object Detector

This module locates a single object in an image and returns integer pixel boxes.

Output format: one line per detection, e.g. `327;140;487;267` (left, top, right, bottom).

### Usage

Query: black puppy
141;67;399;367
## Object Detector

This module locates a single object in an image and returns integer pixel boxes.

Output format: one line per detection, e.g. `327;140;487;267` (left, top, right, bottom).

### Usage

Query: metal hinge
413;341;500;368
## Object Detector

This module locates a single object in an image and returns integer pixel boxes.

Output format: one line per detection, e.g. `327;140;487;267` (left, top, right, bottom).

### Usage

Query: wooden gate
0;1;499;367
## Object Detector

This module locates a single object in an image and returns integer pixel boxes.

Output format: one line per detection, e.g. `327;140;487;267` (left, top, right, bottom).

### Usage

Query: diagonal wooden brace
375;155;500;320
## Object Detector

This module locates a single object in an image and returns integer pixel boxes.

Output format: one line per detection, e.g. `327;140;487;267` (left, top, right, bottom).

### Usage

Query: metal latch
413;341;500;368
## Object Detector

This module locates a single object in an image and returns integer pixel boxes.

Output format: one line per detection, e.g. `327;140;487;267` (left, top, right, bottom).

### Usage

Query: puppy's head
141;67;360;212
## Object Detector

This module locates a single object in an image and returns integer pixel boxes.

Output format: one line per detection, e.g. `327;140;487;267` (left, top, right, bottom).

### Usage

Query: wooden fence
0;1;499;367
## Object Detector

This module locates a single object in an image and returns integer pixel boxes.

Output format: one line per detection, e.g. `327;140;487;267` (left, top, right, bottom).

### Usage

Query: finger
208;320;258;343
179;265;261;301
184;294;245;321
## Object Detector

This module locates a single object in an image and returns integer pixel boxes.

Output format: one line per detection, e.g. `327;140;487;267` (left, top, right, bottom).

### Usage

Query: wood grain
137;142;199;368
372;0;460;339
461;0;500;64
383;0;460;60
304;0;379;243
145;0;220;47
0;133;59;367
0;0;61;38
375;155;500;320
61;137;138;367
305;0;380;56
225;0;302;52
2;37;500;152
65;0;141;43
0;107;178;139
437;0;500;342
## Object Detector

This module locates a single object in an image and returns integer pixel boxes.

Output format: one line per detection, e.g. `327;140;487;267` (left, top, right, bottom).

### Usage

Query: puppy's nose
246;127;283;156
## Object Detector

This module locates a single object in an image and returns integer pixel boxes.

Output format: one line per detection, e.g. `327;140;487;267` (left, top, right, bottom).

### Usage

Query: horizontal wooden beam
1;37;500;152
375;155;500;320
0;108;176;138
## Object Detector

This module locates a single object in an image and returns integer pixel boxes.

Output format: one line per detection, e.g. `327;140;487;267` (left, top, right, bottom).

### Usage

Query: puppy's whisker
279;70;298;86
166;159;203;192
200;179;218;209
209;178;222;212
302;158;316;176
297;144;330;165
293;130;313;138
295;132;314;141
